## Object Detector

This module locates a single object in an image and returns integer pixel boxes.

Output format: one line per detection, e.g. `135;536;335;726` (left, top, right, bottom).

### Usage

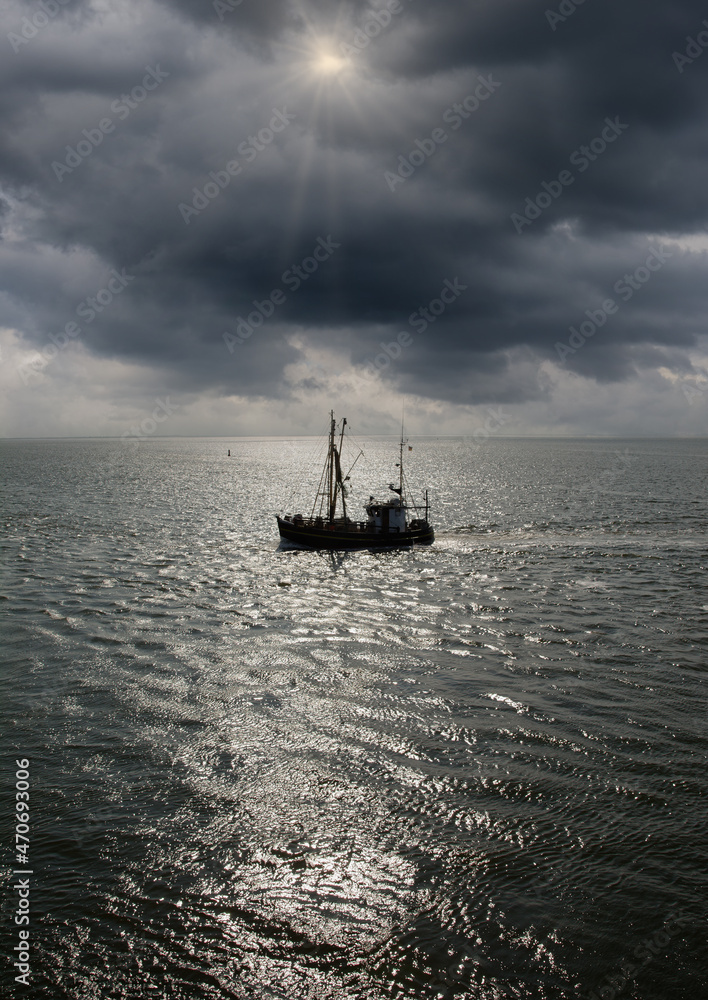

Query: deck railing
281;516;413;534
284;516;375;532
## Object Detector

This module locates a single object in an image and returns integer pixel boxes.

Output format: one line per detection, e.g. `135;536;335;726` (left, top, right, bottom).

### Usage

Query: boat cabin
365;498;407;534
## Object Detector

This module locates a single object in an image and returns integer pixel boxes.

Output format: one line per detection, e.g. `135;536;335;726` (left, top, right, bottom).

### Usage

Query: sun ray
242;5;416;265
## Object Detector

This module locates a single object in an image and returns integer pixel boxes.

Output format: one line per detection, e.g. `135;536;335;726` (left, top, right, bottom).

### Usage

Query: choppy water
1;436;706;999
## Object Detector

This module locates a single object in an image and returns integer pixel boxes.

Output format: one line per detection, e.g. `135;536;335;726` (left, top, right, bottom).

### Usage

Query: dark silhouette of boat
276;411;434;550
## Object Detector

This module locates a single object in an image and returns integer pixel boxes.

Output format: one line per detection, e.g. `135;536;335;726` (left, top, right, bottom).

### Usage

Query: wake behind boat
276;412;434;550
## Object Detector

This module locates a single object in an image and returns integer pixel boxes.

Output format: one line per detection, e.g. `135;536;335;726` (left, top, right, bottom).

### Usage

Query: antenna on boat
337;417;348;522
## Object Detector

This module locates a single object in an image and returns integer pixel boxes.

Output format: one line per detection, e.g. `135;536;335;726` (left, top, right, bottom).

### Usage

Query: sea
1;436;706;1000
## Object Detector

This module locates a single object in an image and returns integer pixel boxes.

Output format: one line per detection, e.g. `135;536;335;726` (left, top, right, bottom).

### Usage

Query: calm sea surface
1;436;706;999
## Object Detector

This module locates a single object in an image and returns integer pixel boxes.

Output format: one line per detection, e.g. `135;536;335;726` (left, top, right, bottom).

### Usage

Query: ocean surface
1;435;706;1000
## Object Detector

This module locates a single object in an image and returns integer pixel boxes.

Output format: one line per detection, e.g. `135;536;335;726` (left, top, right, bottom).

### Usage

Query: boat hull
276;516;434;550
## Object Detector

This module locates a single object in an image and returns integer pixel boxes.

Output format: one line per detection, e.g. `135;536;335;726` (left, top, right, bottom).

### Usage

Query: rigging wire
278;413;425;518
279;427;328;515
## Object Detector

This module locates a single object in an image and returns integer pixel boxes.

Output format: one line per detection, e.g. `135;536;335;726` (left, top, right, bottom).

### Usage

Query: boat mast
328;410;336;522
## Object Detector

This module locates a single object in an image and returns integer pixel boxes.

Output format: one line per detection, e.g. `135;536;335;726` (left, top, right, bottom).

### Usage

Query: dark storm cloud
2;0;708;413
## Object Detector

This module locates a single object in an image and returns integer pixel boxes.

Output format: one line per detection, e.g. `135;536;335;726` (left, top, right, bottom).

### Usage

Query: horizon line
2;434;708;442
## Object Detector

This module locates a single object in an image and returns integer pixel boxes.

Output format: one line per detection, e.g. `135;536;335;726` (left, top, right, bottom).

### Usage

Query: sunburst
310;47;351;77
259;18;397;263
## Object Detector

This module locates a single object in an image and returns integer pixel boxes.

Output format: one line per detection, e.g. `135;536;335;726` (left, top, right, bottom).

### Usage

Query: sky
1;0;708;438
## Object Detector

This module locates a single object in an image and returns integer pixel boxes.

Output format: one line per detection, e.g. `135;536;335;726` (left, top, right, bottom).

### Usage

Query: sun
310;47;351;77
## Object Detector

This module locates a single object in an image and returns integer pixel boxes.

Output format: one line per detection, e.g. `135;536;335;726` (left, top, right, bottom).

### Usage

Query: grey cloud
2;0;708;431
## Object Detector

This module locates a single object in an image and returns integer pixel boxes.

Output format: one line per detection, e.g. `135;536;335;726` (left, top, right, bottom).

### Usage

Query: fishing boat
276;412;434;550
